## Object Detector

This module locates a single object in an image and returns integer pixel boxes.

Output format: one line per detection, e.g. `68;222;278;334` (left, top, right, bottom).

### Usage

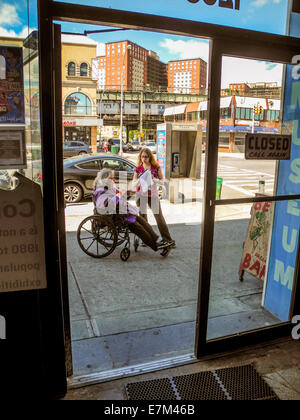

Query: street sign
245;133;291;160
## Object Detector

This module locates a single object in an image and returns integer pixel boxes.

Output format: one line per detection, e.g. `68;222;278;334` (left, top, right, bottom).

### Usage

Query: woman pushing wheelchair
93;168;171;253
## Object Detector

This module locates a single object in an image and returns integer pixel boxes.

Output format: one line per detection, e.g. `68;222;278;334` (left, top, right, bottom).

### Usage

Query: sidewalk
65;197;277;380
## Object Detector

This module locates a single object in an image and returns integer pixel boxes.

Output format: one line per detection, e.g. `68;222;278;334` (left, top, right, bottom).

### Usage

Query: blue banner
264;12;300;321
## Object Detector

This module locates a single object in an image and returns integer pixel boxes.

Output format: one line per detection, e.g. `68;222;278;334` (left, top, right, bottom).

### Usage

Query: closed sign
245;134;291;160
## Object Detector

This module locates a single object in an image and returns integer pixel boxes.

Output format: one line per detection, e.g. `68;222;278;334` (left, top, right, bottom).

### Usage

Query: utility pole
119;44;131;156
139;90;143;142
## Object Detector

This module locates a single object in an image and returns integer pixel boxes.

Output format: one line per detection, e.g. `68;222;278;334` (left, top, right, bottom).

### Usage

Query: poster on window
239;200;274;282
0;46;25;124
0;128;26;169
157;125;167;177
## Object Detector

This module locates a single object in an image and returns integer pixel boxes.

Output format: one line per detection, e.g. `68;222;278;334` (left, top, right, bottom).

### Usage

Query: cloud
0;4;20;26
159;38;209;62
0;25;36;39
250;0;281;8
221;57;283;88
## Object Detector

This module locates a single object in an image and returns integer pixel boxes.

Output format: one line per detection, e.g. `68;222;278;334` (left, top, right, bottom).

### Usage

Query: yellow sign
140;132;144;137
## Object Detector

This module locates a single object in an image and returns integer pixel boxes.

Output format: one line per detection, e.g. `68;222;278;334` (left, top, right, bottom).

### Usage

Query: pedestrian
103;140;108;153
93;168;170;252
133;147;175;248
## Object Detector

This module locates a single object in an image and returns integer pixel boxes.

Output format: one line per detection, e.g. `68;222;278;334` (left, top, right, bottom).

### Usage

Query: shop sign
0;174;47;293
0;46;24;124
187;0;240;10
63;118;99;127
245;133;291;160
63;120;76;126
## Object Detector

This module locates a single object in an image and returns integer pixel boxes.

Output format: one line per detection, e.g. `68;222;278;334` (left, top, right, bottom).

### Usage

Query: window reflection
64;92;92;115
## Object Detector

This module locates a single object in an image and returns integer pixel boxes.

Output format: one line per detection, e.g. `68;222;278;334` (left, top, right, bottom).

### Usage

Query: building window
68;62;76;76
80;62;88;77
64;92;92;115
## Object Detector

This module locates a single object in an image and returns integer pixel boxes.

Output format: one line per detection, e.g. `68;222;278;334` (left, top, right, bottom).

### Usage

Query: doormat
125;364;279;400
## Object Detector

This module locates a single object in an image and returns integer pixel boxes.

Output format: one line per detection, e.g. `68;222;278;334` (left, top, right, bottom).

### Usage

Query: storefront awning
198;97;233;112
235;96;268;109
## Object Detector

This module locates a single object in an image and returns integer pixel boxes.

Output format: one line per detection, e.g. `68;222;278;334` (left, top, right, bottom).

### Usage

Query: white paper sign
139;170;153;193
0;174;47;292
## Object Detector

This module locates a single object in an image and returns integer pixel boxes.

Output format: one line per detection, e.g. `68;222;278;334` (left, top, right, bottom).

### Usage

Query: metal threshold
68;353;196;389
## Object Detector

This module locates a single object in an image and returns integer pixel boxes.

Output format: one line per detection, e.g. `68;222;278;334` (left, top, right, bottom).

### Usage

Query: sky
0;0;291;88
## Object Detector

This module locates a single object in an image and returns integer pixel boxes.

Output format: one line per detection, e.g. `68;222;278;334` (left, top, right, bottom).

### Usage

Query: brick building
168;58;207;94
146;50;168;91
98;40;148;91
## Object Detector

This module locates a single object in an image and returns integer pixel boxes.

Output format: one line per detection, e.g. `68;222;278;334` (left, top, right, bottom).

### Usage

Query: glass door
205;54;300;342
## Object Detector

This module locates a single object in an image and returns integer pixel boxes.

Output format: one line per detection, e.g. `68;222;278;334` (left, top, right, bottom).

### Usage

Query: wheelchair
77;212;170;261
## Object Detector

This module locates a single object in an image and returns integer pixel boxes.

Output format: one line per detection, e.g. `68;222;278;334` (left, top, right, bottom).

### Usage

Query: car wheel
64;183;83;203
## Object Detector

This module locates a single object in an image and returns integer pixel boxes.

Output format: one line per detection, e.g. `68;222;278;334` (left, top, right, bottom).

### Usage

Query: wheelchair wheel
120;247;130;261
77;215;118;258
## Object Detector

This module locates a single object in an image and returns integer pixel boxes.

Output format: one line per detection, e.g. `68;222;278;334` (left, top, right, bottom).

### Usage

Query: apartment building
221;82;281;99
168;58;207;94
97;41;148;91
146;50;168;91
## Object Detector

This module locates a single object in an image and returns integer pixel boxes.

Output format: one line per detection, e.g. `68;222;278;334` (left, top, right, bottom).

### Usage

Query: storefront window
64;92;92;115
54;0;289;35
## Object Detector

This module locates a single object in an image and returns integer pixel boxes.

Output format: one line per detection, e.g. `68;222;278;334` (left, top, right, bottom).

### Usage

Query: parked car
131;141;141;151
63;154;136;203
145;142;157;154
63;141;92;158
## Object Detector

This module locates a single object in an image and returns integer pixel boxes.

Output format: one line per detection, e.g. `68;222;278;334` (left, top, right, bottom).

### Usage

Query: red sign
63;121;76;126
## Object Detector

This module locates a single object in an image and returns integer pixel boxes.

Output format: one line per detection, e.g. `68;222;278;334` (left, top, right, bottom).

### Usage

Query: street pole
119;44;131;156
139;90;143;143
119;72;124;156
252;105;255;134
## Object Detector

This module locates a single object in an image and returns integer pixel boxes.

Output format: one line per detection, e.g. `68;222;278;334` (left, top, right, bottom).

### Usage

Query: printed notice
0;174;47;292
0;128;26;169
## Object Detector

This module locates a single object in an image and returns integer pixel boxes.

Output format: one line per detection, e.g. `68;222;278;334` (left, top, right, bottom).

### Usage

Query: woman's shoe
167;240;176;249
156;240;170;250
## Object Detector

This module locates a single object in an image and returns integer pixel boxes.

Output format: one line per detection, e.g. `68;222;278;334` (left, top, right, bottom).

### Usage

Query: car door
75;159;101;193
63;141;72;157
70;141;81;156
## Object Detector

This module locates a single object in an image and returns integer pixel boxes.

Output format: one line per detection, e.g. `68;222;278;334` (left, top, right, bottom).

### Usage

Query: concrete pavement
65;191;279;379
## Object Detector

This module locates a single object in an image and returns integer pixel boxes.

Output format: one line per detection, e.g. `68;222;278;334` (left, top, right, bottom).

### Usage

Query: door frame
38;0;300;372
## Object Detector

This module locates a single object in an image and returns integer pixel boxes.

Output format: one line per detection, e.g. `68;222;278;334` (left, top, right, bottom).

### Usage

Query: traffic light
254;104;263;115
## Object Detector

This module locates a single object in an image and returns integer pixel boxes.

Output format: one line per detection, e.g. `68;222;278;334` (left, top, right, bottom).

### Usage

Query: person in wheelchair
93;169;170;252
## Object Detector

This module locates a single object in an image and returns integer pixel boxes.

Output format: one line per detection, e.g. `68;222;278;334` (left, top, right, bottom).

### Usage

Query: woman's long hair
137;147;159;168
